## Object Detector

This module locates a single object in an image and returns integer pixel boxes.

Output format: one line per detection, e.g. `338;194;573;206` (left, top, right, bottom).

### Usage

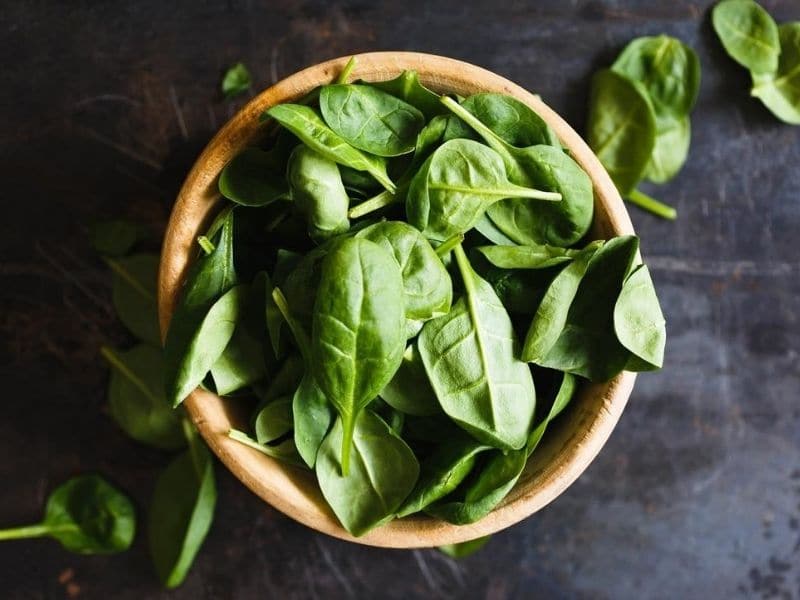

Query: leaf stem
348;189;398;219
197;236;215;255
336;57;357;84
627;189;677;220
102;258;155;301
340;416;355;477
0;523;49;541
271;287;312;362
452;244;475;297
435;234;465;257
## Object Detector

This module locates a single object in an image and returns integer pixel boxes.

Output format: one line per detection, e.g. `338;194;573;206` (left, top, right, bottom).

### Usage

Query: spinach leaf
712;0;780;74
476;244;579;270
209;317;267;396
441;98;592;247
266;104;395;192
254;395;293;444
418;245;536;450
587;69;656;196
751;23;800;125
406;139;561;242
320;84;425;157
227;429;302;465
397;435;489;517
316;411;419;536
379;343;441;416
526;371;577;457
221;63;251;99
370;70;446;120
534;236;640;382
102;344;186;450
473;213;518;246
646;115;691;184
339;165;382;195
312;238;406;474
613;264;666;370
90;220;141;257
218;148;289;207
356;221;452;324
148;432;216;588
438;536;491;558
0;475;135;554
521;241;604;361
164;211;239;406
105;253;161;346
287;145;350;241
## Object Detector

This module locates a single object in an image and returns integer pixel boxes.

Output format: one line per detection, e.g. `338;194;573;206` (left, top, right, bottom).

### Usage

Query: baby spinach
712;0;780;74
312;238;406;474
106;253;161;346
254;395;293;444
379;343;441;417
320;84;425;156
438;536;491;558
751;23;800;125
370;70;446;120
476;243;579;270
356;221;452;325
406;139;561;241
613;264;666;370
102;344;186;450
218;148;289;207
646;115;691;184
266;104;396;192
418;245;536;450
287;145;350;241
221;62;251;99
442;97;592;246
90;219;142;257
209;318;267;396
0;475;135;554
526;371;578;457
149;428;216;589
227;429;301;465
316;411;419;536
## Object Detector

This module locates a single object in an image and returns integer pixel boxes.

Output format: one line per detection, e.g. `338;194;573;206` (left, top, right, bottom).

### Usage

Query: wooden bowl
158;52;636;548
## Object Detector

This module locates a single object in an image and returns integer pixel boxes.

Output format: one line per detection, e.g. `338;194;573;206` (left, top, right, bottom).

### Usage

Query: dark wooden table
2;1;799;598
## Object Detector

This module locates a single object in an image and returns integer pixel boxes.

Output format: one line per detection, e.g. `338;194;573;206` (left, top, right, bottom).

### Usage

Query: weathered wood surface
1;1;798;598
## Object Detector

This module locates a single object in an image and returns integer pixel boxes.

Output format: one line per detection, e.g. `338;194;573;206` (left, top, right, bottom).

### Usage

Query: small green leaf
222;63;252;99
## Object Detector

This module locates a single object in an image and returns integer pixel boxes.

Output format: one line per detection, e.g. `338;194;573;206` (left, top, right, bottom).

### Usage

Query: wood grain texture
158;52;636;548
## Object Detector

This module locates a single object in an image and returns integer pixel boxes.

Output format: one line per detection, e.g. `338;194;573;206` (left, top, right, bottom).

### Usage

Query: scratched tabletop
1;1;799;598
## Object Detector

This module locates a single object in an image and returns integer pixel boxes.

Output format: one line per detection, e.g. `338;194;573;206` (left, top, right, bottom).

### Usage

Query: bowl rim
158;51;636;548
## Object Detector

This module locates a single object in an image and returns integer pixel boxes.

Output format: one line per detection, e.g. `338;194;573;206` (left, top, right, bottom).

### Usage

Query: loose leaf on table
90;220;141;256
316;411;419;536
0;475;135;554
320;84;425;157
534;236;640;382
406;139;561;242
311;238;406;474
149;432;216;589
476;244;578;270
221;63;251;99
164;211;239;406
265;104;396;192
356;221;452;324
105;253;160;346
397;435;489;517
418;245;536;450
587;69;656;196
712;0;780;74
646;115;691;184
287;145;350;241
441;97;592;247
751;23;800;125
521;241;604;362
218;148;289;207
102;344;186;450
370;70;446;120
613;264;666;370
379;343;441;416
438;536;491;558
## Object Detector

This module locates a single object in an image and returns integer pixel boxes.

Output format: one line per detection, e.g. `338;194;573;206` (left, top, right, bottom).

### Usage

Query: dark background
2;1;799;598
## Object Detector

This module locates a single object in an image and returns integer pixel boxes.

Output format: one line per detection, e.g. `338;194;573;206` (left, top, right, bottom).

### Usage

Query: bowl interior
158;52;636;548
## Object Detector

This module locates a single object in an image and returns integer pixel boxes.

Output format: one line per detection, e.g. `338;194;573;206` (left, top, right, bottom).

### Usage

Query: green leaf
103;344;186;450
476;244;579;270
418;245;536;450
148;438;216;588
254;395;293;444
265;104;396;192
613;264;666;369
712;0;780;74
370;70;447;120
221;63;252;99
218;148;289;207
292;374;334;468
90;220;141;256
209;317;267;395
106;253;160;346
316;411;419;536
438;536;491;558
0;475;135;554
751;23;800;125
379;343;441;417
645;115;691;184
587;69;657;196
525;371;578;457
320;84;426;157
